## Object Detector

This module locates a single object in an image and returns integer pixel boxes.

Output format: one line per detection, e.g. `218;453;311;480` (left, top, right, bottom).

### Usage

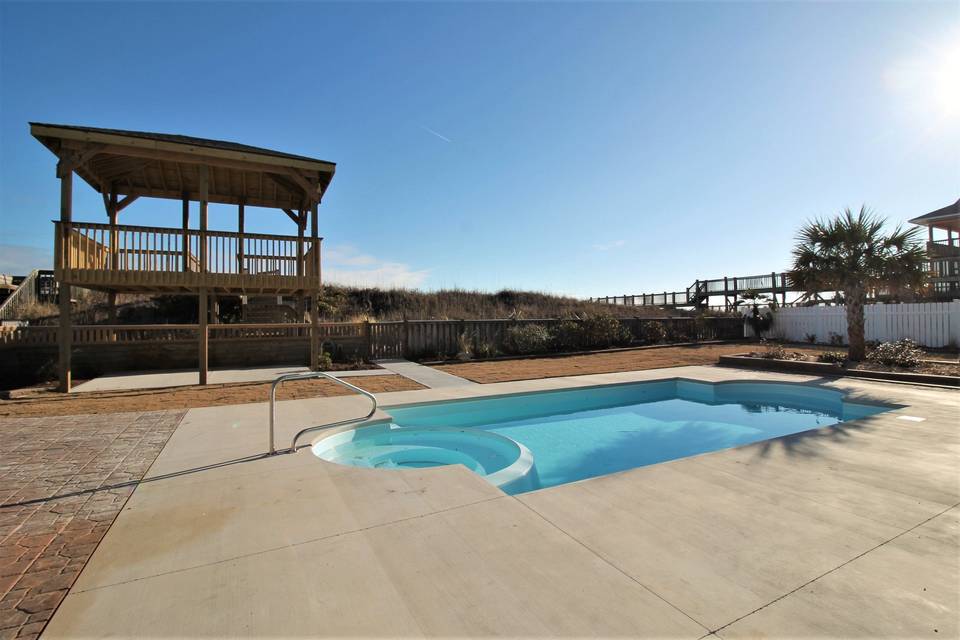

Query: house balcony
54;221;321;295
927;237;960;258
926;239;960;299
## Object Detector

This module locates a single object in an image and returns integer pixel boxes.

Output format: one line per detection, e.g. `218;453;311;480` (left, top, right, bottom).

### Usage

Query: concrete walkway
374;358;477;388
40;367;958;638
72;365;394;393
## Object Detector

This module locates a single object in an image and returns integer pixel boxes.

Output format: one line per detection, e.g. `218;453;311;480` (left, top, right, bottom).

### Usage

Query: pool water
313;424;538;493
314;379;891;494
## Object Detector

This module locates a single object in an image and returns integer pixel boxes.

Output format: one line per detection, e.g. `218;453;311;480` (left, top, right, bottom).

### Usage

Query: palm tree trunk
846;286;867;361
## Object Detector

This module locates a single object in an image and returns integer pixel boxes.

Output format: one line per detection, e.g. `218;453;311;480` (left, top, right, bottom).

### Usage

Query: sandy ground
434;342;958;384
0;375;424;418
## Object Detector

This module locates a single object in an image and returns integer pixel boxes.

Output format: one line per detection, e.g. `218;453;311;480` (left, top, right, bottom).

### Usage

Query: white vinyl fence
767;301;960;348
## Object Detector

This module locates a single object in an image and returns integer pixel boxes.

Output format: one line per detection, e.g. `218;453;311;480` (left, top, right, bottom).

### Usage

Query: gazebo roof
908;198;960;233
31;122;336;210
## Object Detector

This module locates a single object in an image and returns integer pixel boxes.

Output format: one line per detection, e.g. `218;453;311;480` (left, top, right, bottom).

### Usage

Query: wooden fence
765;302;960;348
368;316;742;359
0;316;744;358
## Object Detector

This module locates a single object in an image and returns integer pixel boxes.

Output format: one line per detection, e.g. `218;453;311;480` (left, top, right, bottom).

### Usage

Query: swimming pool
312;379;891;494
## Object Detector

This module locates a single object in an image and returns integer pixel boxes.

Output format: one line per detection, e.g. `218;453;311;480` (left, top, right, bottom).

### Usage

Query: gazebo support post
107;188;119;323
310;202;320;371
198;167;209;385
181;195;190;271
238;202;246;318
297;209;306;320
198;288;208;385
57;160;73;392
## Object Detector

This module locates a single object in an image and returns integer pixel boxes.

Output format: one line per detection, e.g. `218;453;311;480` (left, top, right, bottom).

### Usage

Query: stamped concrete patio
0;411;185;640
32;367;960;638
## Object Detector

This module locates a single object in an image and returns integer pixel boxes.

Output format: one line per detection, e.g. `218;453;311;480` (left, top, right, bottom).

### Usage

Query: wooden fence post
198;167;208;274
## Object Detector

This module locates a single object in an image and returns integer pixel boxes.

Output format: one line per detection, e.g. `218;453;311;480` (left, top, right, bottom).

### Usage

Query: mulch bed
433;343;787;383
721;354;959;387
0;375;424;419
742;349;960;378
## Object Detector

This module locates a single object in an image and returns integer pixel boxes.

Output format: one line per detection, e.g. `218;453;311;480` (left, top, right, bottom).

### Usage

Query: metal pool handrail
268;371;379;454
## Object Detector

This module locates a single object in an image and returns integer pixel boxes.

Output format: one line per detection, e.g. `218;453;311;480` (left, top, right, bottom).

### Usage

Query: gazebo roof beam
111;185;303;210
32;123;335;173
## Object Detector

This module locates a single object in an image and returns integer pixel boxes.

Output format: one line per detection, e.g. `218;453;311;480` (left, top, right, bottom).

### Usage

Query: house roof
30;122;336;210
908;198;960;232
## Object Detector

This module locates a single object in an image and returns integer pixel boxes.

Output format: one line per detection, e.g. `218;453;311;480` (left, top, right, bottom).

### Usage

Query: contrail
420;125;452;143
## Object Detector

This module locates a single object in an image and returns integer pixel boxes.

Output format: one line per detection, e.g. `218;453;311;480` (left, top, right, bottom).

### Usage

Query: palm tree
789;206;927;361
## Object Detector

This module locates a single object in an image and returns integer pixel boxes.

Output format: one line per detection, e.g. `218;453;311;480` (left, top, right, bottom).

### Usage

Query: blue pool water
314;379;891;494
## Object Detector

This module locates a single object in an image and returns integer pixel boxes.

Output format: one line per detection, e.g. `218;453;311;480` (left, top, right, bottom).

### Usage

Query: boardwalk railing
593;272;794;309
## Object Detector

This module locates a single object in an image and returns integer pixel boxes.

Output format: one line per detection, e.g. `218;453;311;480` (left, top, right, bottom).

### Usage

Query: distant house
909;198;960;299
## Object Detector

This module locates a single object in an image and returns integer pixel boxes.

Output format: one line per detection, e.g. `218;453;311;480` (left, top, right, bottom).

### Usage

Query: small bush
640;321;668;344
758;343;788;359
579;315;632;349
867;339;924;369
666;322;696;343
693;314;709;340
828;332;845;346
503;323;551;355
817;351;847;364
756;342;806;361
472;339;498;359
456;332;473;361
805;333;817;344
550;320;586;352
318;351;334;370
547;316;631;352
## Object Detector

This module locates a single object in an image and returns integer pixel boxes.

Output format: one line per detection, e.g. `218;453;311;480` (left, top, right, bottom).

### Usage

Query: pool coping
376;375;899;412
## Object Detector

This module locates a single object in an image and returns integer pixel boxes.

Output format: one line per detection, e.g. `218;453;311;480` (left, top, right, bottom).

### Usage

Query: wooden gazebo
31;123;336;391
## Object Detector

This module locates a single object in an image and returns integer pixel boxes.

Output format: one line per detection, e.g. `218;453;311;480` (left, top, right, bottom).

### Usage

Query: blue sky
1;1;957;298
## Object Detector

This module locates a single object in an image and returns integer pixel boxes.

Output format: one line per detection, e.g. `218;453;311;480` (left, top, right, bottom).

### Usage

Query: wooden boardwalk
592;271;798;310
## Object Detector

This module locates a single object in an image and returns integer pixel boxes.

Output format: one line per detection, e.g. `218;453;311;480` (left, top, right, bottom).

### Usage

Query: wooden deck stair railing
0;269;41;321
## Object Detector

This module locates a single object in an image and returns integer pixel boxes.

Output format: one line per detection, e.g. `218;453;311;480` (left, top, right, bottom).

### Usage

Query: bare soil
436;342;959;384
0;375;423;418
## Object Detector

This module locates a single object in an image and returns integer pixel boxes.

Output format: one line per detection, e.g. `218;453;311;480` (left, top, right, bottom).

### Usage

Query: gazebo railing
56;221;319;278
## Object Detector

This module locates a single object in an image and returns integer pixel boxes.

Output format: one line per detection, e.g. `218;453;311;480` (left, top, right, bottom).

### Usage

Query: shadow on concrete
0;451;281;509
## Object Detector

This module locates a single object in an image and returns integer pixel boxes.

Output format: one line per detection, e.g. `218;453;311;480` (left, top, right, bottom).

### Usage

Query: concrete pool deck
71;364;394;393
41;366;958;638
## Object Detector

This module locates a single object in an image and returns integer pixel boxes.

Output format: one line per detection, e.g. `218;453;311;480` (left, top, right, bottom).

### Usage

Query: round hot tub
312;423;539;494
